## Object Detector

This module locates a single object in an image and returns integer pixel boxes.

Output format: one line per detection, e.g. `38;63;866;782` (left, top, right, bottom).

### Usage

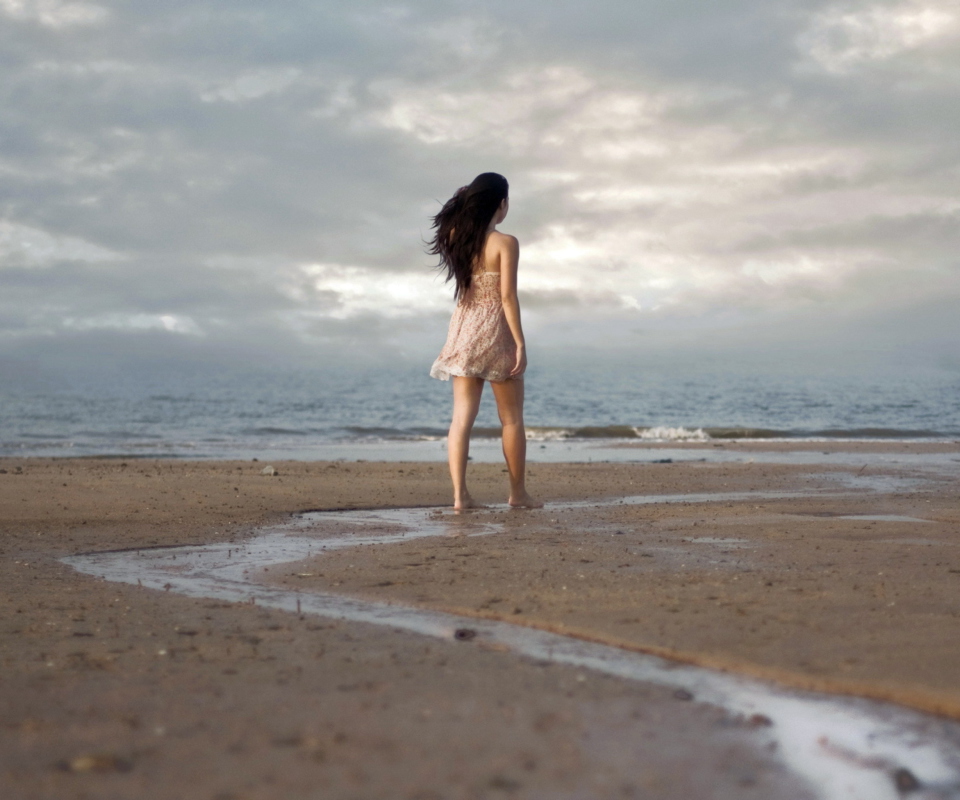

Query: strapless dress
430;272;520;382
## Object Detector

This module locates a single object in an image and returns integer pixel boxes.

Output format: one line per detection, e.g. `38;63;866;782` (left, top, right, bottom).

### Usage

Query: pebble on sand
59;754;133;773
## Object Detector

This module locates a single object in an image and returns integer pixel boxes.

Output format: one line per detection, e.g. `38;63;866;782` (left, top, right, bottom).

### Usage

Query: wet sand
275;461;960;717
2;446;959;798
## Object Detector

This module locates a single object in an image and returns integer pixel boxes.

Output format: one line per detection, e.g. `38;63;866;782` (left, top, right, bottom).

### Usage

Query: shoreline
5;435;959;464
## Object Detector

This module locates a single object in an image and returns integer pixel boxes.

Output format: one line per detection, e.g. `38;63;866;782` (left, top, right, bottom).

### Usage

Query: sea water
2;361;958;459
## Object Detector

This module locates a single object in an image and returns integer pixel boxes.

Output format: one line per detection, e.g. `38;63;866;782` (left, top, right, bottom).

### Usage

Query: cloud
0;0;107;28
0;0;958;380
0;220;122;267
199;68;303;104
61;312;202;335
797;0;960;73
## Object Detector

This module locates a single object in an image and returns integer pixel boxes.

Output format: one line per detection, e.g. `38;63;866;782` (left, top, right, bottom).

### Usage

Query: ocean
2;361;958;461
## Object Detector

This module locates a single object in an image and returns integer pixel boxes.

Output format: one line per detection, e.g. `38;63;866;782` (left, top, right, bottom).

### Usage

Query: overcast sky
2;0;959;383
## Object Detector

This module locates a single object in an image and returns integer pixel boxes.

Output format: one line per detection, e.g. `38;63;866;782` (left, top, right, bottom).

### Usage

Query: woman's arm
498;234;527;377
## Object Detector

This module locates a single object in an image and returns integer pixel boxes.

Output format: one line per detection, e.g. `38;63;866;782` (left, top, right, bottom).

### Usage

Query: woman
429;172;542;511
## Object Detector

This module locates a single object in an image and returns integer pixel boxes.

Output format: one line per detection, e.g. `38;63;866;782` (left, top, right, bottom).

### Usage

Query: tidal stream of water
62;482;960;800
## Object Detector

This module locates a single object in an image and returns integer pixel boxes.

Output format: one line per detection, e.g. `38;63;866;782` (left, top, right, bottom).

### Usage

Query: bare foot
508;491;543;509
453;493;487;512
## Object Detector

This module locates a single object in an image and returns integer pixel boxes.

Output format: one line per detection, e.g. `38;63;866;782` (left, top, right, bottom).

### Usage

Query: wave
2;424;953;459
639;426;710;441
704;428;786;440
330;425;957;442
807;427;948;439
73;430;163;440
240;426;313;437
516;425;951;441
517;425;716;441
344;426;448;441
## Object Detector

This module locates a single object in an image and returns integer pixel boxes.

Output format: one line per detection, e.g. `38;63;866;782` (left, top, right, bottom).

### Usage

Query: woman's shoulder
489;230;519;250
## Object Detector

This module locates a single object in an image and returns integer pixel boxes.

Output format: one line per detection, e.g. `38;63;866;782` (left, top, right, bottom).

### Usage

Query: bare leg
490;379;543;508
448;376;485;510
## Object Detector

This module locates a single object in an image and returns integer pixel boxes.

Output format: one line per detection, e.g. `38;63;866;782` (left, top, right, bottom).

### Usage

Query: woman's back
475;230;511;276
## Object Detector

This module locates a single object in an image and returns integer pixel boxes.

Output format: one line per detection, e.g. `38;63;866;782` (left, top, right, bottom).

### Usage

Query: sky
2;0;959;386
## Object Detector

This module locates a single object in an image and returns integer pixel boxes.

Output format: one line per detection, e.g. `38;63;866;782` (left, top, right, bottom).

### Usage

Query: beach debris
260;465;278;476
58;753;132;773
454;628;477;641
892;767;921;793
673;689;694;701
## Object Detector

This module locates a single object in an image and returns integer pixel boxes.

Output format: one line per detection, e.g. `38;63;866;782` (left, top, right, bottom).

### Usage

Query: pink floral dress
430;272;521;382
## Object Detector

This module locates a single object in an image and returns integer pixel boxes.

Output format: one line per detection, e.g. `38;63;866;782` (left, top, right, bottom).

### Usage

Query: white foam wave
525;428;574;441
636;425;711;441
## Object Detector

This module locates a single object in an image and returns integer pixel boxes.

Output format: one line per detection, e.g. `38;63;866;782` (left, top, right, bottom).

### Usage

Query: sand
1;445;958;798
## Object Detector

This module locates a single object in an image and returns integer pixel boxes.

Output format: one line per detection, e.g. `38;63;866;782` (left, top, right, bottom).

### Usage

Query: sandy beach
2;444;960;798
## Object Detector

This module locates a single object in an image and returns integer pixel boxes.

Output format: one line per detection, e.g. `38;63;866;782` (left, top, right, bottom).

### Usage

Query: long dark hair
428;172;509;301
